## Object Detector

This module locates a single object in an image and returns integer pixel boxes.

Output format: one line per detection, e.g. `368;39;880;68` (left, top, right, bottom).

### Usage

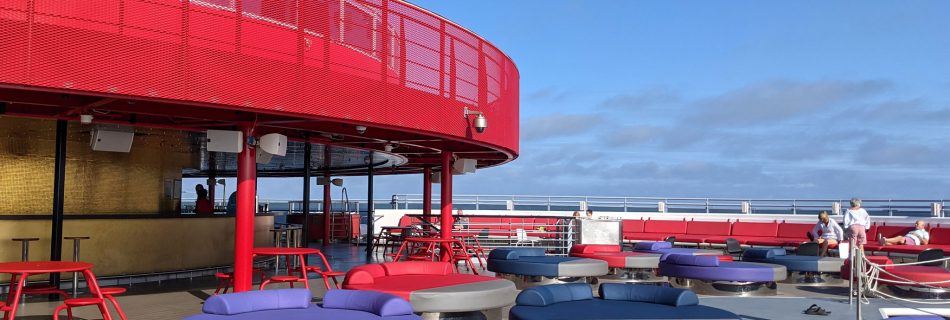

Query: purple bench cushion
203;289;311;315
323;289;415;317
659;261;787;282
661;254;719;267
516;283;593;306
634;241;673;251
489;247;546;260
599;283;698;307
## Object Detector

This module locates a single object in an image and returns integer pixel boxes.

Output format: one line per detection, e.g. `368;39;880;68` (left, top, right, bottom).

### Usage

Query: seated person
453;209;469;230
810;211;843;256
878;220;930;246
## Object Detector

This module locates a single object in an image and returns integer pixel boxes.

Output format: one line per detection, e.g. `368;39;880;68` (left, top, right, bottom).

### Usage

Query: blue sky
242;1;950;202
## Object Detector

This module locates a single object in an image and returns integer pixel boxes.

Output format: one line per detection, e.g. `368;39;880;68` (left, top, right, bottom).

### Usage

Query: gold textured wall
0;216;274;280
0;117;198;215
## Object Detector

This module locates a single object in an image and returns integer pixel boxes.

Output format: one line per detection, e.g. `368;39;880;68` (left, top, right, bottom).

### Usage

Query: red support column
233;126;256;292
323;172;331;245
439;152;453;261
423;167;432;232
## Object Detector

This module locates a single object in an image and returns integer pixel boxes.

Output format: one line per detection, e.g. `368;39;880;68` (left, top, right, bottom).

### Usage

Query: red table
252;247;322;290
0;261;109;320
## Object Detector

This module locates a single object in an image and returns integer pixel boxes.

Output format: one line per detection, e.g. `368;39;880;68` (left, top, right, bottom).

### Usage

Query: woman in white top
879;220;930;246
844;198;871;250
810;211;844;256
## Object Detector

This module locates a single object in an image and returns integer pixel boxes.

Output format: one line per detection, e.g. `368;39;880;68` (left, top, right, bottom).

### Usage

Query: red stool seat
99;287;127;295
269;275;300;281
215;272;233;279
64;298;104;307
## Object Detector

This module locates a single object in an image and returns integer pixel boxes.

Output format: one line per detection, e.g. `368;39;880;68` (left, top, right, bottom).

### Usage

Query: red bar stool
52;297;109;320
99;287;128;320
213;272;233;295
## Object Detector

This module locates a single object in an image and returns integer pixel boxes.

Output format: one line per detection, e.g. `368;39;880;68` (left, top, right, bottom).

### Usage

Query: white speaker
206;130;243;153
452;158;476;175
431;172;442;184
259;133;287;156
90;128;134;152
256;150;273;164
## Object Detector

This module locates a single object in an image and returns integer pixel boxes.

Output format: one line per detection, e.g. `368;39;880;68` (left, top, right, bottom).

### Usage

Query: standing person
194;187;213;215
844;198;871;252
810;211;843;256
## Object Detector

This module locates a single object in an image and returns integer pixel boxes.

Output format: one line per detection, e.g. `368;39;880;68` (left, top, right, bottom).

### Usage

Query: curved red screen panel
0;0;519;159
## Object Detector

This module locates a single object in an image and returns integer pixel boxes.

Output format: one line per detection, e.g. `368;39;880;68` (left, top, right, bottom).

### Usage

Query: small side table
65;236;91;297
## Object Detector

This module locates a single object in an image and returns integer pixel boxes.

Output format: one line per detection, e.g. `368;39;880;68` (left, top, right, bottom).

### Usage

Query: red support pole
323;172;331;245
233;125;256;292
423;167;432;231
440;152;453;261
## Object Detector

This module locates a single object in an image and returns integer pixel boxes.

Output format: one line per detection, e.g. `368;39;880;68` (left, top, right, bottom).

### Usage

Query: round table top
252;247;321;255
404;237;459;243
11;238;39;241
0;261;93;273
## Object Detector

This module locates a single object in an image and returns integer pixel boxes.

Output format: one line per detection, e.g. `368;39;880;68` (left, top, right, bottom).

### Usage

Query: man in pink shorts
844;198;870;250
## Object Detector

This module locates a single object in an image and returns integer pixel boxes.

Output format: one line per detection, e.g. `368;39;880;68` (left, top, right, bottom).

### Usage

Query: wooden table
0;261;109;320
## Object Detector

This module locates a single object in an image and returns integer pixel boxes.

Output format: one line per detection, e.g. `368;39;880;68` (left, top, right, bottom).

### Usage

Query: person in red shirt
195;186;213;216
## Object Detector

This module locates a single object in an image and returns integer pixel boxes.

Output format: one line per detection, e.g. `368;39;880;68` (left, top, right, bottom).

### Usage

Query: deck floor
3;244;945;320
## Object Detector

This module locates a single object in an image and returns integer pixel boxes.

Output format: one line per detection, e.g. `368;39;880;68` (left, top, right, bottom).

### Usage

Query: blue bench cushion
509;300;740;320
599;283;698;307
634;241;673;251
742;248;786;260
488;255;608;277
516;283;593;306
489;247;547;260
203;289;311;315
323;290;415;317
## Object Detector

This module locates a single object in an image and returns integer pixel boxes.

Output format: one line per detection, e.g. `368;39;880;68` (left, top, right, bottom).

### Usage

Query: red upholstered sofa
677;221;732;245
745;222;813;247
703;221;778;244
623;219;687;241
871;224;950;256
397;215;564;239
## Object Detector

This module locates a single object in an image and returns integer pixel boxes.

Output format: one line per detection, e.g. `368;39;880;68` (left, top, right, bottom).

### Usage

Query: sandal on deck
803;304;831;316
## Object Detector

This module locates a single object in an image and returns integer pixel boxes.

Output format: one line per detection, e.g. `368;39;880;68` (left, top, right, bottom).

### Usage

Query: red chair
295;252;346;289
52;298;109;320
259;275;307;290
99;287;128;320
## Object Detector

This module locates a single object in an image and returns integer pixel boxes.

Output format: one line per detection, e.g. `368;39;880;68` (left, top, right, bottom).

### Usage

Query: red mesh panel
0;0;519;158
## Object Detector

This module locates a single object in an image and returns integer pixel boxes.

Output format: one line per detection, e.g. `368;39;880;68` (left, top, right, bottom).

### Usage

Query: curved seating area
343;261;517;314
842;256;950;299
487;247;608;288
509;283;740;320
633;242;732;260
623;219;950;257
569;244;663;282
184;289;420;320
659;254;787;296
742;248;844;285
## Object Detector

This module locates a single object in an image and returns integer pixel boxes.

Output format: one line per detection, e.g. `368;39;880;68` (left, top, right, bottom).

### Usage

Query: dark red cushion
643;220;687;234
880;266;950;288
930;228;950;245
623;233;669;241
570;244;621;255
344;274;496;300
623;219;645;233
383;261;453;276
675;235;710;244
686;221;731;236
776;223;813;239
731;221;778;238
